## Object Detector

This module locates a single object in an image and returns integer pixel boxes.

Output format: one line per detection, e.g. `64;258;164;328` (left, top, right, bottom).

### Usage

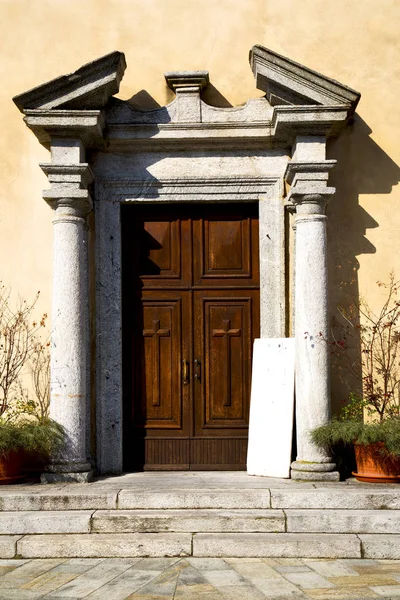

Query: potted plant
0;283;64;483
0;419;63;483
311;273;400;483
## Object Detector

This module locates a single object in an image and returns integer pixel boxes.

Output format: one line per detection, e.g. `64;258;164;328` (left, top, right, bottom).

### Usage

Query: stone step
0;532;363;559
286;509;400;534
1;486;400;511
271;487;400;509
1;532;399;559
92;509;285;533
117;489;271;510
0;507;398;537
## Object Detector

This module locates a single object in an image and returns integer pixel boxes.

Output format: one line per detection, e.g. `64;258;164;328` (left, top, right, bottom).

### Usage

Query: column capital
41;163;93;218
285;160;337;214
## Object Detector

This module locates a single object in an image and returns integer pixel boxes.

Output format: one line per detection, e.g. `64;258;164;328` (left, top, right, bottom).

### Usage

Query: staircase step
118;489;271;509
92;509;285;533
0;488;117;511
17;533;192;558
0;511;92;534
271;487;400;509
286;509;400;534
193;533;361;558
1;487;399;512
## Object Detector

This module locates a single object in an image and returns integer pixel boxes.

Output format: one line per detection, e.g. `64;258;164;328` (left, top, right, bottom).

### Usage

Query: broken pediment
14;46;361;151
13;51;126;112
250;45;360;115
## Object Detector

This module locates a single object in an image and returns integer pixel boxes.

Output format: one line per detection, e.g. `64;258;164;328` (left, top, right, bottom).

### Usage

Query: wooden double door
122;203;260;470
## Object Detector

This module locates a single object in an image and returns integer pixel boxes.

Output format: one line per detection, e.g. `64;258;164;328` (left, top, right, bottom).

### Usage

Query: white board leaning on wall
247;338;295;478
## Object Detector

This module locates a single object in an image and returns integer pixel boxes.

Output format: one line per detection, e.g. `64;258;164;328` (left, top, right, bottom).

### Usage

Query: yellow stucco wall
1;0;399;407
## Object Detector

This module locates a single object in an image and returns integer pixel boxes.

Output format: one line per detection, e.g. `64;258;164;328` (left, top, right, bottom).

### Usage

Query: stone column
285;136;340;481
40;139;93;483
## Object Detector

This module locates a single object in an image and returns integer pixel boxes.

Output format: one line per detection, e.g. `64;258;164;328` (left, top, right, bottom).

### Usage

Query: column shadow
327;115;400;414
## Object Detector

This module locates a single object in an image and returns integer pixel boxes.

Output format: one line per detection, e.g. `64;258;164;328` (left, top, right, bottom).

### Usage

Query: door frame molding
95;176;284;474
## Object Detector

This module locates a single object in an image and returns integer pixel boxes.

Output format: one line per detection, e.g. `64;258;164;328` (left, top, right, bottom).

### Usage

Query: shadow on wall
128;86;233;109
327;115;400;413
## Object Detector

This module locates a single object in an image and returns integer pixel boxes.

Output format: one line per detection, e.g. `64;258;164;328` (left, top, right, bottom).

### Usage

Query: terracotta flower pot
353;442;400;483
0;450;25;485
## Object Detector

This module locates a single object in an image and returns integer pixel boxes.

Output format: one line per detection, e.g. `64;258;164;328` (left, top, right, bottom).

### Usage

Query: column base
291;461;340;482
41;471;93;484
41;461;93;484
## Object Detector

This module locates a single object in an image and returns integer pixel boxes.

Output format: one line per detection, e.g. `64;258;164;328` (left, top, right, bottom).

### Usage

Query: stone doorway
13;45;360;480
122;203;260;470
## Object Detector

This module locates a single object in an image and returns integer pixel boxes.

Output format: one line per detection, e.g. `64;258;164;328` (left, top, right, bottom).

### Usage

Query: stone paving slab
0;557;399;599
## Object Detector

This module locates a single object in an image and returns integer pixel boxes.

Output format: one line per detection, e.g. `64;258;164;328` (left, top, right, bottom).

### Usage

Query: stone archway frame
13;45;360;480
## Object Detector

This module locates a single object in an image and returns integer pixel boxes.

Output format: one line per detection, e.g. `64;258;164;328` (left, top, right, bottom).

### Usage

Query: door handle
182;360;189;386
194;359;201;382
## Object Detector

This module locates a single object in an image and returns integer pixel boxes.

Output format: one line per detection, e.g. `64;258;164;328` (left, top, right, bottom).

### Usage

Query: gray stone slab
203;568;246;586
371;585;400;596
304;559;359;577
117;489;271;509
218;584;267;599
0;558;66;586
251;576;308;598
279;570;336;589
0;536;21;558
271;488;400;509
361;535;400;559
0;591;45;599
228;559;282;579
193;533;361;558
92;509;284;533
286;509;400;534
186;557;230;570
43;558;138;598
79;569;161;600
17;533;192;558
0;511;92;534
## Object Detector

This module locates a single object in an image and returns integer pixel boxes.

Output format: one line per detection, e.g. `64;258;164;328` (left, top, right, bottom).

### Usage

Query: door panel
139;294;188;429
193;206;259;287
128;290;191;470
130;206;191;287
193;291;259;434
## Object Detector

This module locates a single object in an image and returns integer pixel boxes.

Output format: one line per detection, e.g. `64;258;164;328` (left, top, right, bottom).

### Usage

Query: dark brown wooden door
122;203;259;470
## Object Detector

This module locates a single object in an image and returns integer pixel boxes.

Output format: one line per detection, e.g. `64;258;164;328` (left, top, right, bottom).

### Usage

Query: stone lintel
104;105;352;152
23;110;105;148
250;45;361;115
13;51;126;111
165;71;209;92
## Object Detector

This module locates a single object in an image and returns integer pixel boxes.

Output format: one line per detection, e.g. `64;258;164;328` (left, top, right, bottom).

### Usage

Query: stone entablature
13;45;360;481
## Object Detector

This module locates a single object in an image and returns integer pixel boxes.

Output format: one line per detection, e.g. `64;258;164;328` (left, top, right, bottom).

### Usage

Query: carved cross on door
212;319;242;407
143;319;171;407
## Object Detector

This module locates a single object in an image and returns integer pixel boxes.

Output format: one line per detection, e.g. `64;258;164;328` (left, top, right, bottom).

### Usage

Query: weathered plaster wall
1;0;399;408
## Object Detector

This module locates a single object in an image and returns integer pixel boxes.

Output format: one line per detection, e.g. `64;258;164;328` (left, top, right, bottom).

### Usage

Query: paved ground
0;557;400;599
